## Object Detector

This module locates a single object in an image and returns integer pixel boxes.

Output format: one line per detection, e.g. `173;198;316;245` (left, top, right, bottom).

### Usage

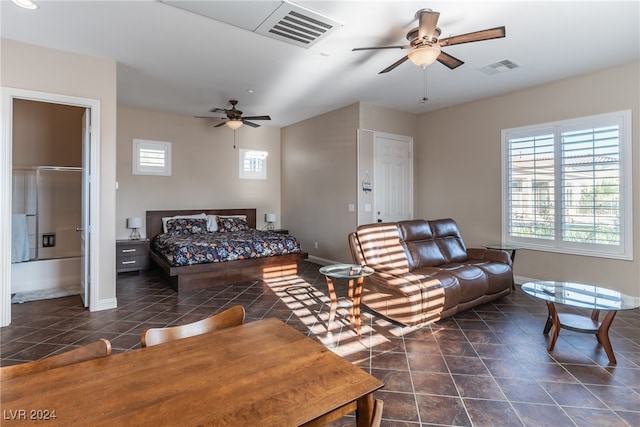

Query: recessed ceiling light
12;0;38;10
246;89;254;93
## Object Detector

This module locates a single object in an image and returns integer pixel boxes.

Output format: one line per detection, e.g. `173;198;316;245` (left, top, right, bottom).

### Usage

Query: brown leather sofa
348;219;513;326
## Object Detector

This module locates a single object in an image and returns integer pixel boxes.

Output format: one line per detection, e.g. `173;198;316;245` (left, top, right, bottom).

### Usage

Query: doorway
1;88;100;326
357;130;413;225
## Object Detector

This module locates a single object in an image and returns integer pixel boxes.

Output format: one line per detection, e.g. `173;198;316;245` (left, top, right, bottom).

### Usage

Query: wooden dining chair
371;399;384;427
141;305;245;347
0;339;112;380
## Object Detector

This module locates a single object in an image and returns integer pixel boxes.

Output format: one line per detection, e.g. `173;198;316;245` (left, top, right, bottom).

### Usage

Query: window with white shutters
502;110;632;259
239;149;268;179
133;139;172;176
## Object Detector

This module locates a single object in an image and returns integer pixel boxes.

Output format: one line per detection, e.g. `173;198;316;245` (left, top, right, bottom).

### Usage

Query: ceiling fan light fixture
11;0;38;9
408;45;441;68
226;119;243;130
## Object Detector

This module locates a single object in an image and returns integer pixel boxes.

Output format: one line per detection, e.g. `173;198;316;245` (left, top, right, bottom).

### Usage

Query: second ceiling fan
197;100;271;130
353;8;506;74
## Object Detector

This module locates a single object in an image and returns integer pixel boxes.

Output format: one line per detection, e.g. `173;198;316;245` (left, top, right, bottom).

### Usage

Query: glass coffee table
318;264;374;337
522;281;640;364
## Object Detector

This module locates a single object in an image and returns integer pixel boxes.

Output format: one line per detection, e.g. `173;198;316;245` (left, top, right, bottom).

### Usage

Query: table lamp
127;217;143;240
265;213;276;230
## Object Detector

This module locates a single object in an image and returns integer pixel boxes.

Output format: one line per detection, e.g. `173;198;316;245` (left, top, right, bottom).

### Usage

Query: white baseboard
514;274;542;286
306;255;340;266
93;297;117;311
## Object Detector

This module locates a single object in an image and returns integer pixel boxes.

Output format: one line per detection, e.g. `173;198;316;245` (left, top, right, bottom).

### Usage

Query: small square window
239;149;268;180
133;139;171;176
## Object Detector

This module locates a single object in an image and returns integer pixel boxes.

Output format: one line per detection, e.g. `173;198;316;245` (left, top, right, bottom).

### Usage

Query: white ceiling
2;1;639;127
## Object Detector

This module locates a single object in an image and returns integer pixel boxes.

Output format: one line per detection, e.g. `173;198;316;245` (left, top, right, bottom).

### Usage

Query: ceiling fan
196;100;271;130
353;8;506;74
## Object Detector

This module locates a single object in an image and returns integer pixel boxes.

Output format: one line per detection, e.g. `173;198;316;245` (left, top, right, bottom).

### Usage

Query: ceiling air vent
255;2;342;48
478;59;520;75
159;1;341;49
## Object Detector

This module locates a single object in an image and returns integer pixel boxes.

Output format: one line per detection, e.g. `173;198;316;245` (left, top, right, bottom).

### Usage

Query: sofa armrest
467;248;512;266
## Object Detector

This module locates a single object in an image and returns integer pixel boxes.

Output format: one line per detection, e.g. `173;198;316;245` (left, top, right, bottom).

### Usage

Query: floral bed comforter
153;229;303;267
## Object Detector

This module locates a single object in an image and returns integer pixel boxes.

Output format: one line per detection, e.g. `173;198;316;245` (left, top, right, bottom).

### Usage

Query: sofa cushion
399;220;447;269
431;264;487;303
467;260;513;294
420;271;460;311
430;219;468;263
355;223;410;274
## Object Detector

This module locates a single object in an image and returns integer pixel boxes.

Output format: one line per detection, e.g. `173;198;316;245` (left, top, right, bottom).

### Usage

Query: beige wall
282;102;418;264
417;61;640;296
1;39;118;308
282;103;360;263
116;107;282;239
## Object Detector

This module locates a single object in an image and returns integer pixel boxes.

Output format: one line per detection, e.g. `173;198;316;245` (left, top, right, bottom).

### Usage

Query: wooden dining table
1;318;384;426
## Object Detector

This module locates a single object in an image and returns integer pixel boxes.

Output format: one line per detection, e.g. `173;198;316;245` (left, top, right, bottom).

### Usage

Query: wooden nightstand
271;229;289;235
116;239;149;273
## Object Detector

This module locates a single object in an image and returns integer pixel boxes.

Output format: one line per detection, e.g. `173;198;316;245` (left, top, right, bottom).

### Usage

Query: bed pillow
216;216;250;232
206;215;218;232
165;217;208;235
162;213;206;233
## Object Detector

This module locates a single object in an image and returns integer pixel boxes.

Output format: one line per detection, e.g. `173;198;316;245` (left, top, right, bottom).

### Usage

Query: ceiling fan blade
242;120;260;128
439;26;506;47
352;45;410;51
242;115;271;121
194;115;221;119
214;122;227;128
437;51;464;70
379;55;409;74
417;9;440;41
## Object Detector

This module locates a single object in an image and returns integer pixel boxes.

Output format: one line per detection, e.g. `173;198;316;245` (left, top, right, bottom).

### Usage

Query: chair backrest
0;339;112;380
141;305;245;347
371;399;384;427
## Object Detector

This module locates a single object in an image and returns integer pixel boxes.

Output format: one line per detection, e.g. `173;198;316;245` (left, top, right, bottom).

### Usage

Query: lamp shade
127;217;143;229
226;119;243;130
12;0;39;10
407;45;441;68
265;213;277;223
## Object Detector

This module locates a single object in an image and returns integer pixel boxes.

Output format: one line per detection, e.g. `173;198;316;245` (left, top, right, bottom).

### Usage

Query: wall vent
255;2;341;48
478;59;520;75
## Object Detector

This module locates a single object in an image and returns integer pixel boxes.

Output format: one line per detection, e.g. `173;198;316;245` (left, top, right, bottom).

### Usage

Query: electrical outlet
42;233;56;248
314;241;318;250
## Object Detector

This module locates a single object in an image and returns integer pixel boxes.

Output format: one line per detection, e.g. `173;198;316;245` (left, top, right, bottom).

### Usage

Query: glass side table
318;264;374;337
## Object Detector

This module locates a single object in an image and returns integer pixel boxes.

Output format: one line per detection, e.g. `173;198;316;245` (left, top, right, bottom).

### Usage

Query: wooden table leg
347;277;364;337
544;301;561;351
326;276;337;330
347;278;355;330
355;392;374;427
543;311;553;335
510;250;517;290
595;310;618;364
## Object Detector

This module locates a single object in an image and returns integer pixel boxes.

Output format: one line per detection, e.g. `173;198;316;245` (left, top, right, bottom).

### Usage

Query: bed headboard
145;208;257;242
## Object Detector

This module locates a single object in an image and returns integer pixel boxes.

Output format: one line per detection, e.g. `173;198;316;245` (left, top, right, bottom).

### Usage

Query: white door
374;134;413;223
80;109;91;307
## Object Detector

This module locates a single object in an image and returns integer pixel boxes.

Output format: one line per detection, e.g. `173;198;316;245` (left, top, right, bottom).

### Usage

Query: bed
146;209;308;293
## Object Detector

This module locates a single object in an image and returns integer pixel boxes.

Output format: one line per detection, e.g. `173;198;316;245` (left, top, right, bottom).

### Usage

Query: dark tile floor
2;261;639;426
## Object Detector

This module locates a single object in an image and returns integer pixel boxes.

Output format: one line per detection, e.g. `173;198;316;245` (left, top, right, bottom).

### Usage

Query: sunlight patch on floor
264;274;393;356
